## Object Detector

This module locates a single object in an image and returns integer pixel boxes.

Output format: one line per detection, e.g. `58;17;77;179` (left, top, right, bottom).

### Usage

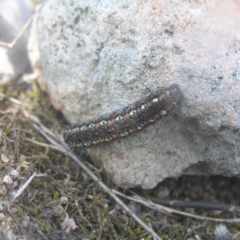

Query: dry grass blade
0;15;34;48
24;137;64;152
0;92;23;105
0;4;44;48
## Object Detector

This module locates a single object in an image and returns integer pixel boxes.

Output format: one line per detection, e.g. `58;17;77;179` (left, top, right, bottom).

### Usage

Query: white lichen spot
61;213;77;233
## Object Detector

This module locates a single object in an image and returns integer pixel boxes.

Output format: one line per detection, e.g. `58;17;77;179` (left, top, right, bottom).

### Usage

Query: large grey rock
34;0;240;188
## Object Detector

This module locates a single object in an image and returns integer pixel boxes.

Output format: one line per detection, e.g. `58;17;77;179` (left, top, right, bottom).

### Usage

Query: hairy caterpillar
64;84;183;148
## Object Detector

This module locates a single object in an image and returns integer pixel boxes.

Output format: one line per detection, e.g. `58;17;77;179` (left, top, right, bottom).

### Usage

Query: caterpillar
64;84;183;148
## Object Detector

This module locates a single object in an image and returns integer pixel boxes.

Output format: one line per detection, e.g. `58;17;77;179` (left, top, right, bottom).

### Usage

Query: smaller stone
61;213;77;232
10;170;19;180
3;175;13;185
60;196;68;205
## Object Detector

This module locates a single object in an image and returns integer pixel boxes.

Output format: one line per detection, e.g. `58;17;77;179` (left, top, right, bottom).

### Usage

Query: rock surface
34;0;240;189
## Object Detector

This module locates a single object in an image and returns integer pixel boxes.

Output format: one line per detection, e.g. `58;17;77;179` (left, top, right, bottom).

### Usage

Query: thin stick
113;190;240;223
11;172;47;202
149;196;240;213
12;172;36;201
